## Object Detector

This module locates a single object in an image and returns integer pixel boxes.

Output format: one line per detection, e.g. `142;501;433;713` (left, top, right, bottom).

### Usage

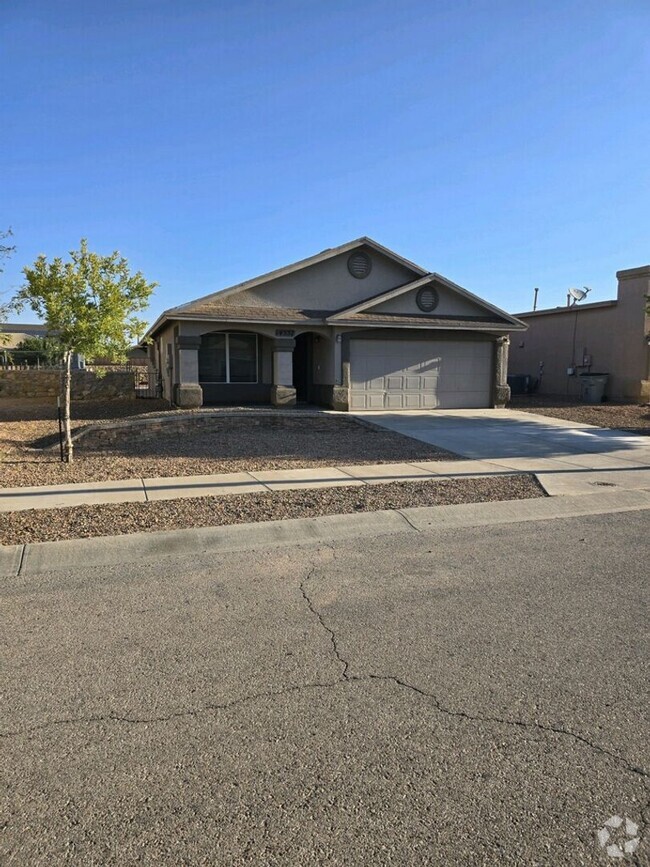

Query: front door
293;333;313;403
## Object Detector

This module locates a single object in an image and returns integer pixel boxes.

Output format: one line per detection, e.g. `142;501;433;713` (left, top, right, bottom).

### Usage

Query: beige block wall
509;266;650;400
0;370;136;400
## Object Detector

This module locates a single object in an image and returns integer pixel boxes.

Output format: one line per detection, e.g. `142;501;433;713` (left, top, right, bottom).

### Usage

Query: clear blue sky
3;0;649;324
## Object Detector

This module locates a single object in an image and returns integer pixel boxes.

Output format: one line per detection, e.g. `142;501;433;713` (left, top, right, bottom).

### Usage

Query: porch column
493;335;511;408
174;335;203;408
331;332;350;411
271;338;296;407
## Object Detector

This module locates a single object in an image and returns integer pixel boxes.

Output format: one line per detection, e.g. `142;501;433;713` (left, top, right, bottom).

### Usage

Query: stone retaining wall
75;411;362;449
0;370;136;400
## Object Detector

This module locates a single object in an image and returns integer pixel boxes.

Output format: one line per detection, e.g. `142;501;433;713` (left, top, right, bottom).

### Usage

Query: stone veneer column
271;338;296;406
173;335;203;408
493;335;511;407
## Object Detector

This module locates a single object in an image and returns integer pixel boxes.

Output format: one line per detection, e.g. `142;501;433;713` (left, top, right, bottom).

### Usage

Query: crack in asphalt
301;565;649;783
3;563;649;788
0;680;347;740
365;674;649;782
395;509;422;533
300;568;351;680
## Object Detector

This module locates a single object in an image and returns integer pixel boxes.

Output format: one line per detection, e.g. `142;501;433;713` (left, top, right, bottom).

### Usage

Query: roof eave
145;312;327;337
329;319;526;332
431;273;526;328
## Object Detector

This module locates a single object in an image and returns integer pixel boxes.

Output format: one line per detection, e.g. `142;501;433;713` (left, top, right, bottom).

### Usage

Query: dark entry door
292;333;312;403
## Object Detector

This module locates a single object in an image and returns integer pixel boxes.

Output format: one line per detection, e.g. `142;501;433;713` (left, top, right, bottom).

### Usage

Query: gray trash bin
580;373;608;404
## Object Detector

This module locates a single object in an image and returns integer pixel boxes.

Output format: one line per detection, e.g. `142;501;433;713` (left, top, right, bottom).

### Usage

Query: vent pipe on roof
533;287;539;311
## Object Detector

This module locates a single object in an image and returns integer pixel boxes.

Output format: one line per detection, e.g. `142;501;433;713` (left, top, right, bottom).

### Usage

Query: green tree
15;239;156;461
14;335;63;366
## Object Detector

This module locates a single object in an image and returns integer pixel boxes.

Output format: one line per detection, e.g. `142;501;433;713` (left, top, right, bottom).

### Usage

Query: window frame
199;332;259;385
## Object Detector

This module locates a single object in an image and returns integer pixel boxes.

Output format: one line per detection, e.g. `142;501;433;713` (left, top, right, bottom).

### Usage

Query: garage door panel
385;392;405;408
403;393;423;408
350;338;492;410
367;392;385;409
421;391;439;408
421;375;439;389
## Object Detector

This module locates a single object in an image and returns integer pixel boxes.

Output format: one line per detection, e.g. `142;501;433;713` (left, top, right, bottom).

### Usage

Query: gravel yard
509;394;649;433
0;474;544;545
1;399;457;488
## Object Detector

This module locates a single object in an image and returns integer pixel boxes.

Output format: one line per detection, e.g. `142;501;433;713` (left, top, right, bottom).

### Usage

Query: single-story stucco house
509;265;650;401
144;238;526;411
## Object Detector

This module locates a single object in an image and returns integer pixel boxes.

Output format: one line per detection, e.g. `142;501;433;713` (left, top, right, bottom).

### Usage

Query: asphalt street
2;510;649;865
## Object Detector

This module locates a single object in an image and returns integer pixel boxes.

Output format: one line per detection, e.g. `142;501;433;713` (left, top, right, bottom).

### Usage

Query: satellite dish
568;286;590;304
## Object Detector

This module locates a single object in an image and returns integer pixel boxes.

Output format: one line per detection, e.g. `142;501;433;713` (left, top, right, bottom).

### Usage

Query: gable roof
171;236;427;314
144;237;526;337
327;272;524;329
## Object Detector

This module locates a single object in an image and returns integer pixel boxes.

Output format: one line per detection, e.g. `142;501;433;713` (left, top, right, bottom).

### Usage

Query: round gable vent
347;251;372;279
416;286;439;312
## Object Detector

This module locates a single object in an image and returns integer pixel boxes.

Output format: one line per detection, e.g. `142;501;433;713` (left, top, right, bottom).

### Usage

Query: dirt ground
0;474;543;545
509;394;650;433
0;398;457;488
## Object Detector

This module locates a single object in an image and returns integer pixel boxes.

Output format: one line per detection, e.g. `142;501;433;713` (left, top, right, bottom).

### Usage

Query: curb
2;489;649;578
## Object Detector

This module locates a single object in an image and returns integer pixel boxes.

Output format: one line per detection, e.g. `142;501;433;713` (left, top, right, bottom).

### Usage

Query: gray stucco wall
156;322;176;402
223;246;418;311
373;282;488;317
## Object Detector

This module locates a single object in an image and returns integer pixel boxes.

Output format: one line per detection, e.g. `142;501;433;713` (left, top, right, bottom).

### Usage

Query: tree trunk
62;350;74;463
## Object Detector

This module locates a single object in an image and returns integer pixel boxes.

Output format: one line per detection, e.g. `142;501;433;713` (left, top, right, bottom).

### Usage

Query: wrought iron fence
86;364;163;398
0;349;63;369
133;368;162;399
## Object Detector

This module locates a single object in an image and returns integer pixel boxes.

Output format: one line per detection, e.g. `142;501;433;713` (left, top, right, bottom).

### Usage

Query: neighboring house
1;322;50;350
0;322;88;368
144;237;526;411
509;266;650;401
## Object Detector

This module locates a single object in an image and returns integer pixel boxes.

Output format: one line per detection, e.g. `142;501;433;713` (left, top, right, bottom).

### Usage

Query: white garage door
349;338;493;410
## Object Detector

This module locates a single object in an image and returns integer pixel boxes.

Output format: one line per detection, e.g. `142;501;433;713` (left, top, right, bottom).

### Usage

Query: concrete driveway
353;409;650;495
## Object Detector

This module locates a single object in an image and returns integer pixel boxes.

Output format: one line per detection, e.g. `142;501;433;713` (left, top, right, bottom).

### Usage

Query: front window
199;332;258;384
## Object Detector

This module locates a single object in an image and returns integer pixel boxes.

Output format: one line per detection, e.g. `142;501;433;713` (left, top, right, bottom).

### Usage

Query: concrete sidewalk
1;455;650;512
